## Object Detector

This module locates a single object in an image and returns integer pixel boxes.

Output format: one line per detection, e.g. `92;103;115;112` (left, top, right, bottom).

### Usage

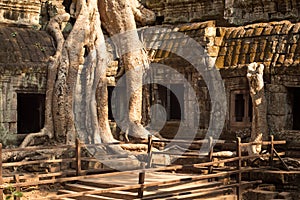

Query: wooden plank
3;170;76;183
144;180;260;200
138;163;145;198
240;140;286;147
0;166;258;189
64;184;136;199
76;138;82;176
146;135;153;168
0;143;3;200
2;145;74;153
158;188;233;200
46;169;258;199
145;180;222;192
152;139;226;144
274;149;289;171
2;158;75;167
236;137;242;200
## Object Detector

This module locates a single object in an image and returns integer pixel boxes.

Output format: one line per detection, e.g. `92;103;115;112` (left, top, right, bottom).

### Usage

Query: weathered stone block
254;27;264;36
245;28;254;37
267;115;287;131
231;54;239;66
249;53;256;63
267;92;287;115
290;44;297;53
263;26;273;35
266;84;287;93
292;23;300;33
277;54;285;64
238;54;247;64
244;189;278;200
215;56;225;68
207;46;219;57
204;27;216;37
278;192;292;200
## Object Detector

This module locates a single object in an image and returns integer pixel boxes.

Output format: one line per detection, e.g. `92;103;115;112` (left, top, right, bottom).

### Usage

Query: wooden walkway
56;172;238;200
0;136;287;200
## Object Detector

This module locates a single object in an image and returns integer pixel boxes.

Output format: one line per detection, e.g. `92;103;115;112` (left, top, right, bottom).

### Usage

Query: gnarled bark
99;0;158;140
20;0;159;148
247;62;268;155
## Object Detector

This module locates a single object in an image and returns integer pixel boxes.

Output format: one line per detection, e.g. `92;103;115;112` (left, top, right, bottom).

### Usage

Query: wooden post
269;135;274;167
76;138;82;176
236;137;242;200
138;163;146;198
0;143;3;200
14;174;20;200
208;137;214;182
147;135;153;168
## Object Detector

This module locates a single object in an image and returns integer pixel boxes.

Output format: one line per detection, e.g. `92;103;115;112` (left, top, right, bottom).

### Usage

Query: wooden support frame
0;137;288;200
269;135;274;167
76;138;82;176
236;137;242;200
147;135;153;168
0;143;2;200
138;163;146;198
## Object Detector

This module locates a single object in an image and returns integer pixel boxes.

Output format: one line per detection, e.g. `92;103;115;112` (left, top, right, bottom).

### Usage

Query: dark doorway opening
170;84;184;120
108;86;114;120
17;93;45;133
157;84;184;120
291;88;300;130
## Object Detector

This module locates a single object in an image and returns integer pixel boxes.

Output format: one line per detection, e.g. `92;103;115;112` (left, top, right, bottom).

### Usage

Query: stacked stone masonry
146;0;300;25
0;26;55;135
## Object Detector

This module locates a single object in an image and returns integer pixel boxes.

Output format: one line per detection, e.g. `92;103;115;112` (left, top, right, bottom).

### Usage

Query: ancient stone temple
0;25;55;143
0;0;299;145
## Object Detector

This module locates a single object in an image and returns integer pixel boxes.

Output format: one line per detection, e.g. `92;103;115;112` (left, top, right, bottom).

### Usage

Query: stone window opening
288;87;300;130
17;93;45;134
157;84;184;121
107;85;127;122
108;86;114;121
230;90;252;127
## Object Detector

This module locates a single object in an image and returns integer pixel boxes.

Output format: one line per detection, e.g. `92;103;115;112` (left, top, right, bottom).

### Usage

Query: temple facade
0;0;299;145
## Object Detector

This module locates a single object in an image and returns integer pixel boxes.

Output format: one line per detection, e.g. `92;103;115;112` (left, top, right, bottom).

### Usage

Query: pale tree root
19;128;52;148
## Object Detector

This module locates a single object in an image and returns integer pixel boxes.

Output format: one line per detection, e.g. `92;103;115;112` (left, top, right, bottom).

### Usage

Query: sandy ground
4;184;63;200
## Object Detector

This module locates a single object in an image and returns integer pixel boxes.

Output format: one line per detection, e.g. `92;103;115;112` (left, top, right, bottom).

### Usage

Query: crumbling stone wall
0;26;55;141
225;0;300;25
216;20;300;134
143;19;300;139
146;0;300;25
0;0;41;26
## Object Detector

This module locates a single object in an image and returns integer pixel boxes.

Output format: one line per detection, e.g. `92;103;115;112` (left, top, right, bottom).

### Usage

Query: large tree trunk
20;0;158;147
20;0;109;147
247;62;268;155
99;0;157;140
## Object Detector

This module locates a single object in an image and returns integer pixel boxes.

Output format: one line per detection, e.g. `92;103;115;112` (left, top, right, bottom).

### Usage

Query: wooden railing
0;135;286;200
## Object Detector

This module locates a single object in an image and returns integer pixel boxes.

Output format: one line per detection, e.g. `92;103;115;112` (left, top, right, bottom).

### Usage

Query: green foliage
34;42;46;52
31;25;40;30
4;185;23;200
10;32;17;37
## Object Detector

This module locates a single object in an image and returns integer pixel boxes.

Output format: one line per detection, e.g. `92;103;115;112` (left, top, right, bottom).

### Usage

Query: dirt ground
4;184;62;200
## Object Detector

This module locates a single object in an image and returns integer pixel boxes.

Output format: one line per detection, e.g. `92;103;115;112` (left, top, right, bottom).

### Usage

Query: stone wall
225;0;300;25
146;0;225;24
0;26;55;139
0;0;41;26
145;0;300;25
141;19;300;139
216;20;300;134
215;20;300;69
